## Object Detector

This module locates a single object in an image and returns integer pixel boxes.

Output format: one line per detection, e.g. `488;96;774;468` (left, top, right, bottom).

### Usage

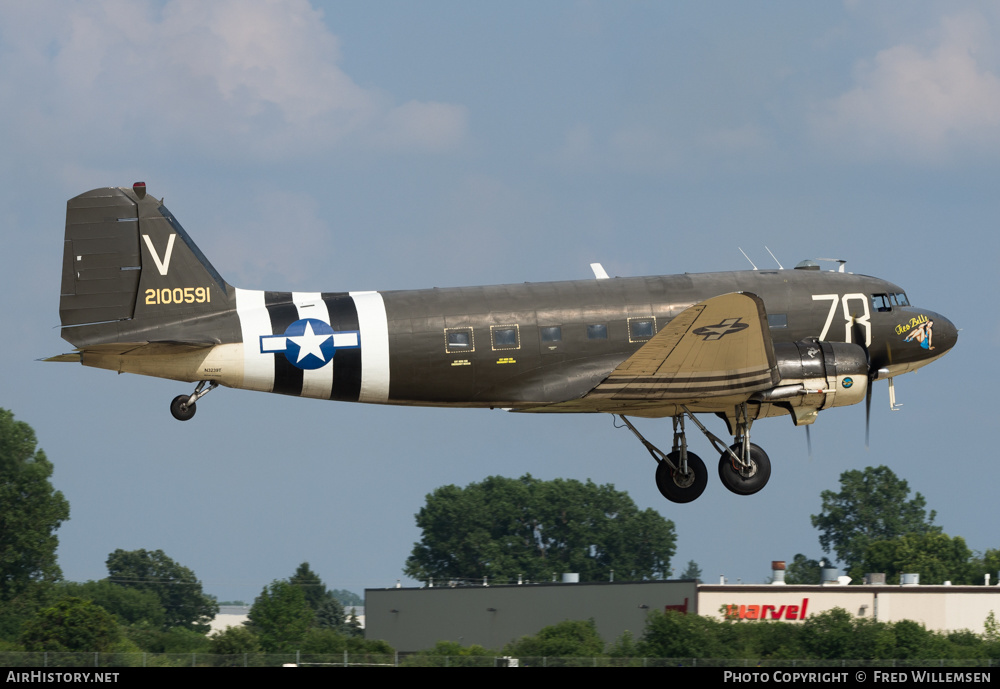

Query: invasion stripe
323;293;362;401
351;291;390;404
235;288;274;392
293;292;334;399
265;292;303;397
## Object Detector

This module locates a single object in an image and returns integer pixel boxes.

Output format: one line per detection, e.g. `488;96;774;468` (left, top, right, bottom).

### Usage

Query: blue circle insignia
282;318;336;370
842;377;854;389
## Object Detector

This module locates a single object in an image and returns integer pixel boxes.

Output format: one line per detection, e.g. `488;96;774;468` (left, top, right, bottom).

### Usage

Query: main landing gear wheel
718;442;770;495
656;451;707;503
170;395;196;421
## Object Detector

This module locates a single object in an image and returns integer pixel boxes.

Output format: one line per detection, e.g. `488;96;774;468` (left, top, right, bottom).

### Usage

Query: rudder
60;183;234;349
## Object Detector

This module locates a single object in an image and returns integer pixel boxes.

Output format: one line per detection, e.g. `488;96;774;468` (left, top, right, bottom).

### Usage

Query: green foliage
299;627;350;653
209;626;261;655
20;597;120;652
330;588;363;606
0;409;70;603
639;610;725;658
784;554;823;584
247;580;313;652
405;474;676;582
811;466;939;571
856;532;973;584
315;596;346;631
345;609;363;637
679;560;702;580
968;549;1000;585
60;580;166;628
402;640;495;667
0;585;59;642
606;629;640;658
121;625;210;654
105;548;217;632
289;562;330;611
504;619;606;657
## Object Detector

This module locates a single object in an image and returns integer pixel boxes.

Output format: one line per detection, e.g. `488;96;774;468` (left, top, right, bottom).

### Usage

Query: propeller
851;318;878;449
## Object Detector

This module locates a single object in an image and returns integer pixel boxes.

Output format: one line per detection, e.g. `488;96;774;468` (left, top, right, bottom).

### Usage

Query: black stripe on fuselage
265;292;304;397
322;293;362;401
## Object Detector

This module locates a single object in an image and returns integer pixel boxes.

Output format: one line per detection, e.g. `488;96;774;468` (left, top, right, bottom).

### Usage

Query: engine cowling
752;338;869;425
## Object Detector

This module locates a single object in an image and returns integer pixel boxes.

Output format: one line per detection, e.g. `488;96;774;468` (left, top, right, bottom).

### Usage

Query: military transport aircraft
49;184;958;503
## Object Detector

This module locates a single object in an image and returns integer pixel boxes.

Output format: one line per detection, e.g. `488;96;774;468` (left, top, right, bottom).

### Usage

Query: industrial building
366;566;1000;652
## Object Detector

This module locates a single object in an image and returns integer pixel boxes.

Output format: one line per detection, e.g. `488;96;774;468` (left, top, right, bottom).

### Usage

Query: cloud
0;0;467;162
813;13;1000;162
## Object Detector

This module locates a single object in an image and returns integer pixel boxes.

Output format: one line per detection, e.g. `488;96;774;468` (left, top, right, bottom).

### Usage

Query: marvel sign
724;598;810;621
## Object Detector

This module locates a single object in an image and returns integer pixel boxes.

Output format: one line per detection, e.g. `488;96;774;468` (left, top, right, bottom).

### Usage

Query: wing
518;292;779;416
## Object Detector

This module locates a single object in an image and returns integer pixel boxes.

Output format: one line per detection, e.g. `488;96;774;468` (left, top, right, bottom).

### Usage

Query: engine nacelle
753;338;869;425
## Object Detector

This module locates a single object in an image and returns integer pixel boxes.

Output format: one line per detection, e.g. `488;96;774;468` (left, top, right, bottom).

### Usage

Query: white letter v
142;234;176;276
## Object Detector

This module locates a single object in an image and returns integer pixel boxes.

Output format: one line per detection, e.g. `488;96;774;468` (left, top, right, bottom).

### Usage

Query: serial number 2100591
144;287;211;305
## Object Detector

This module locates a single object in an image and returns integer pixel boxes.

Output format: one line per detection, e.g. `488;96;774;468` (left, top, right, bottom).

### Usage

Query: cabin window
767;314;787;328
445;327;474;353
628;317;655;342
872;294;891;312
587;324;608;340
491;324;520;350
540;326;562;343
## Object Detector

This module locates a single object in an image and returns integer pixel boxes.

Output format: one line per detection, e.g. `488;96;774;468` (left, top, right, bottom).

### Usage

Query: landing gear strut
715;403;771;496
169;380;218;421
617;403;772;503
617;415;707;503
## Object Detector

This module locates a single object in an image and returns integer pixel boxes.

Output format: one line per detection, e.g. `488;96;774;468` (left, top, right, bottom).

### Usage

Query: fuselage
57;186;956;419
100;267;952;416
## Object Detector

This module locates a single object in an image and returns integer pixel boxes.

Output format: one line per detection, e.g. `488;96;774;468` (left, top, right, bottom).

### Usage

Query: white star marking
287;321;331;364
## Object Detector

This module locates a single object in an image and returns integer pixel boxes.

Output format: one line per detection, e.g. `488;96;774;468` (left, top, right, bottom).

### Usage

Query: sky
1;1;998;605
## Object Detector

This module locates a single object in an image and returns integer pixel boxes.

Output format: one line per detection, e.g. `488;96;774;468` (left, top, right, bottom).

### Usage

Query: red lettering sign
724;598;809;621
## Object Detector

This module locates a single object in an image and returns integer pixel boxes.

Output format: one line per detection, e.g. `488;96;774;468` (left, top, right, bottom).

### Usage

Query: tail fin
60;184;235;349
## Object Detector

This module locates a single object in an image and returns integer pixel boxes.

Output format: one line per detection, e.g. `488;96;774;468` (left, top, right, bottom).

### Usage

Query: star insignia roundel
259;318;360;370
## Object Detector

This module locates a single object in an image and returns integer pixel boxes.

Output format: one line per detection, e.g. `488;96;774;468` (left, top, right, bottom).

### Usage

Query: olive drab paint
49;185;959;504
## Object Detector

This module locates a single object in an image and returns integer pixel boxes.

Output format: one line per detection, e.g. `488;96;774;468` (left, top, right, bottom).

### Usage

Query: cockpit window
894;292;910;307
872;294;891;312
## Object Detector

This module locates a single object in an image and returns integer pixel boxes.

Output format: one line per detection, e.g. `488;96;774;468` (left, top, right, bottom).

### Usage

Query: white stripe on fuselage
235;288;274;392
350;291;390;403
293;292;335;399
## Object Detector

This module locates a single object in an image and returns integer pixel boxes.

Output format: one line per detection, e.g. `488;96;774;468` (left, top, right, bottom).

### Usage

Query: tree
856;532;973;585
679;560;702;580
209;625;262;655
784;554;823;585
105;548;217;632
20;597;120;652
969;549;1000;586
61;580;166;628
504;619;606;658
289;562;331;611
330;588;363;607
405;474;676;582
811;466;939;571
314;596;346;630
246;580;313;652
0;409;70;602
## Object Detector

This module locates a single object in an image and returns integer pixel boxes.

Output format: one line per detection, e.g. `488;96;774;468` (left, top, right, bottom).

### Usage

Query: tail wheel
656;451;707;503
718;442;770;495
170;395;196;421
